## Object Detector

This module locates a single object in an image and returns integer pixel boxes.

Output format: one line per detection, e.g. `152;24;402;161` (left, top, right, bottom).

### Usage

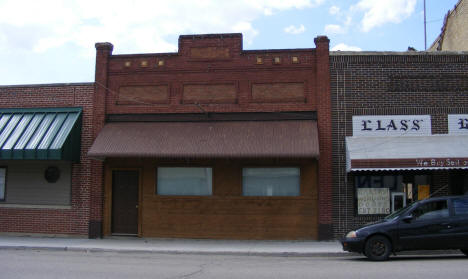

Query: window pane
412;201;448;221
243;168;300;196
157;167;212;196
0;168;5;200
453;198;468;215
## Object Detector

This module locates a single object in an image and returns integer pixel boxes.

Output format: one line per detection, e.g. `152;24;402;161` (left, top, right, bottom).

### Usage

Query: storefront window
449;172;468;195
243;167;300;196
355;173;431;215
157;167;212;196
0;167;5;201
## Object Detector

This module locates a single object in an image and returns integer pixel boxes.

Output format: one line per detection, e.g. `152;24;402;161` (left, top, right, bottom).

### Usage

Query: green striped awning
0;108;82;162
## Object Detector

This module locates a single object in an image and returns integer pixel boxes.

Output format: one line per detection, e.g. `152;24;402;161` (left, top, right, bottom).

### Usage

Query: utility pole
424;0;427;50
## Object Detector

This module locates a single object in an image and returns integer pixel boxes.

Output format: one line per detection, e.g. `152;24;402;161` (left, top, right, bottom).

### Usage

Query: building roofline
111;48;317;58
330;50;468;56
179;33;243;39
0;82;94;89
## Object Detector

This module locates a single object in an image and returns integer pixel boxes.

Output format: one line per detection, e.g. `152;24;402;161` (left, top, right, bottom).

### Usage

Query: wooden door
112;170;139;235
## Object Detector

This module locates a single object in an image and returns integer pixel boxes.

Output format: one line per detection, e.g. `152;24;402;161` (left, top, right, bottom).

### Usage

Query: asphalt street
0;249;467;279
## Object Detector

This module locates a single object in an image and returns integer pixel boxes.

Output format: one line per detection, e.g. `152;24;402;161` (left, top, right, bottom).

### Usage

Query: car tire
364;235;392;261
461;249;468;256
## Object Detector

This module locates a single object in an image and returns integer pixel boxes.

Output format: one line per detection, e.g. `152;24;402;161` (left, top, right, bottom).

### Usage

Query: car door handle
441;223;452;229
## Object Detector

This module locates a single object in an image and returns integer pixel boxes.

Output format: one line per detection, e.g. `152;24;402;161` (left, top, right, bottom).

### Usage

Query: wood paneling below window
103;158;318;239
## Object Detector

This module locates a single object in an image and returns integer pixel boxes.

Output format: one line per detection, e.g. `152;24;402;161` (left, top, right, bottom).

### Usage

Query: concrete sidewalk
0;235;346;257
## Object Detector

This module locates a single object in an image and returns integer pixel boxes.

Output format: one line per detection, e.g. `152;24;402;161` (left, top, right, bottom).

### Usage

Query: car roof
419;195;468;203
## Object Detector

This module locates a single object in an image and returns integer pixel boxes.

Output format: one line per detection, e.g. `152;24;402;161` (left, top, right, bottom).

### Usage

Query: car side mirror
402;215;414;223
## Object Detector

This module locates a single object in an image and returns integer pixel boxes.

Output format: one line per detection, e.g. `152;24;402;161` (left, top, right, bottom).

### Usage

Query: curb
0;245;352;257
1;245;462;258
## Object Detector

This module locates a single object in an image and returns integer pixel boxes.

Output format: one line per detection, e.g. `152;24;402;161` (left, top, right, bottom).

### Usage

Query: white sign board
448;114;468;134
357;188;390;215
352;115;431;137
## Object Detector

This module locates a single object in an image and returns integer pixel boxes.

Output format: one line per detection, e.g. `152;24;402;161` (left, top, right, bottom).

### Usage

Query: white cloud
284;24;306;35
354;0;417;32
0;0;320;56
324;24;345;34
331;43;362;51
329;5;340;15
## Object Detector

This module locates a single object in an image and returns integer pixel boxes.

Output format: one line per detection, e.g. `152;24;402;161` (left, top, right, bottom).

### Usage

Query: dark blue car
341;196;468;261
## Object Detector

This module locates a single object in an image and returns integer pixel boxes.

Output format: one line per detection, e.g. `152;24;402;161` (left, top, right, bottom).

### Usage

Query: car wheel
364;235;392;261
461;249;468;256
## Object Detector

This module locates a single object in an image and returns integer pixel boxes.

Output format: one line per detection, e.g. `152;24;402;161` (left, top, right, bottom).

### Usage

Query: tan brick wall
442;0;468;50
430;0;468;51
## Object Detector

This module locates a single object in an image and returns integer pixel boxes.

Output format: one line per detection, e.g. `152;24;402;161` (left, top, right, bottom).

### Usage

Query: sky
0;0;461;85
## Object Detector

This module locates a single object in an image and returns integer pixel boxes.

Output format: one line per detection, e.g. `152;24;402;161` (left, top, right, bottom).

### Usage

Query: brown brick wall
330;52;468;238
0;83;95;236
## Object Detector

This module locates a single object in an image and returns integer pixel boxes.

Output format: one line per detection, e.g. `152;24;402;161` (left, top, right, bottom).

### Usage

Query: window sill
0;204;72;209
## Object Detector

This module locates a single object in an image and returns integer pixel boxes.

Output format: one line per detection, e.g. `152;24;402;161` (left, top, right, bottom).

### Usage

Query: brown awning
88;120;319;159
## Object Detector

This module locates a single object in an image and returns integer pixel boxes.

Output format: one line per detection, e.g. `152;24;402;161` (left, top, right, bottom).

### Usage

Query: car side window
411;200;449;221
453;198;468;216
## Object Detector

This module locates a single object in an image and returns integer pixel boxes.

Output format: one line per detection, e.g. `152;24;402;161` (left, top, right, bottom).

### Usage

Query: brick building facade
2;34;468;241
0;83;95;236
0;33;334;239
429;0;468;51
330;51;468;238
87;33;333;239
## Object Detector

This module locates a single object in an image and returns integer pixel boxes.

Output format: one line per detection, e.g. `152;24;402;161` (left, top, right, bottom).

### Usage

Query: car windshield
383;202;418;220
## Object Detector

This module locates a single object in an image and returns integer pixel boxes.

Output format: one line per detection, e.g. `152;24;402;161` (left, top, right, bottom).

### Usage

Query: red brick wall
314;37;333;239
89;43;113;237
330;52;468;238
0;83;95;236
101;34;321;115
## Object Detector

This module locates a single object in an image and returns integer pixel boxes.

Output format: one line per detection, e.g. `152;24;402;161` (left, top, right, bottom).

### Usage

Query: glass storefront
354;172;432;215
449;171;468;195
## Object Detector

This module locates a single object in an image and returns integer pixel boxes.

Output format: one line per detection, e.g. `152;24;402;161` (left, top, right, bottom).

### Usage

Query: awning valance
0;108;82;162
346;135;468;172
88;120;319;159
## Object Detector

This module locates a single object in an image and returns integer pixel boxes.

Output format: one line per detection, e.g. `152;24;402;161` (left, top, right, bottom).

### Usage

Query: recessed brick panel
251;82;305;103
183;84;237;104
118;85;169;105
190;47;230;59
388;74;468;92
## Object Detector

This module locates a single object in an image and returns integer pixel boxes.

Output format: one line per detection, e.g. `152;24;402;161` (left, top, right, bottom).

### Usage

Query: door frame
103;166;143;237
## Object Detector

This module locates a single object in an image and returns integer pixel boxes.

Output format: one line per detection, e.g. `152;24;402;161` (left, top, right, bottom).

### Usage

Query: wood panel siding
103;158;318;239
